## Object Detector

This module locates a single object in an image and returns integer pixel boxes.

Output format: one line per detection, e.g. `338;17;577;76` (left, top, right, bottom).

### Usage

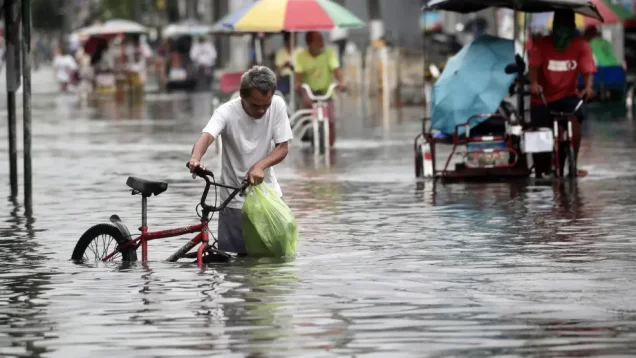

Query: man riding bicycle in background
528;10;596;178
294;31;346;148
188;66;293;255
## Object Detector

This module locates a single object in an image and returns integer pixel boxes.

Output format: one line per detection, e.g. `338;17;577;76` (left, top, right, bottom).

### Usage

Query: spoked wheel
72;224;138;262
567;145;577;179
415;144;424;178
318;124;327;154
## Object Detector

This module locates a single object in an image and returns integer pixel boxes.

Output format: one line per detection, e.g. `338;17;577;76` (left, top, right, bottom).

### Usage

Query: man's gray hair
239;65;277;98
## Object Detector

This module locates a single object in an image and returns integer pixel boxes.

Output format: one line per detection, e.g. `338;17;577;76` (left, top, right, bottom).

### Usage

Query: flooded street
2;69;636;357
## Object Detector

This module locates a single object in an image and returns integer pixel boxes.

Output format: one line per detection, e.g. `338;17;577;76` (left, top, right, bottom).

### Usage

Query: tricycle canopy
422;0;604;22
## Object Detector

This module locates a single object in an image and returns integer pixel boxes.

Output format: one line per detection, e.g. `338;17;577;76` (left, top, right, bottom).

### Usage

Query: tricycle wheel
72;224;138;262
567;145;577;179
415;144;423;178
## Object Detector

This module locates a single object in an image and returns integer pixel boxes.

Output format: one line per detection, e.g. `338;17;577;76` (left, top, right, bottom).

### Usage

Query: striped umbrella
221;0;365;112
221;0;365;32
530;0;634;28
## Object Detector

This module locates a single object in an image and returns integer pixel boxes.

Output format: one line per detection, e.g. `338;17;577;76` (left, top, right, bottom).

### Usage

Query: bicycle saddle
126;176;168;197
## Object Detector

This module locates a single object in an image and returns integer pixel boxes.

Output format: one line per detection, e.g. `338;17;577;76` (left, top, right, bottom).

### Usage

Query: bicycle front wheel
72;224;138;262
567;145;577;178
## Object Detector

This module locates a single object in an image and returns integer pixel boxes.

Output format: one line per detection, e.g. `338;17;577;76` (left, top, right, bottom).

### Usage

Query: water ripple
0;92;636;357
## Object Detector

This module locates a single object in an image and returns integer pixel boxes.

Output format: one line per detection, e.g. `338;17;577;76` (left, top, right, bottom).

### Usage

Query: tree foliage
32;0;65;31
99;0;136;20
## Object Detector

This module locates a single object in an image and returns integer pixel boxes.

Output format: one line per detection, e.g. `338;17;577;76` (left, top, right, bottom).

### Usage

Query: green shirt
589;37;620;67
294;47;339;94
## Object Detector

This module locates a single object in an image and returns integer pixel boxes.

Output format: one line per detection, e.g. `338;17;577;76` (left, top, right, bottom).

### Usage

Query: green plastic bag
242;183;298;257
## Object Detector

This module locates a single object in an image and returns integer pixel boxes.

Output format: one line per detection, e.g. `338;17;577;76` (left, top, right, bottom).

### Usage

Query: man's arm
528;41;543;95
246;98;292;185
329;48;344;89
333;68;343;86
256;141;289;170
294;71;303;92
188;133;215;176
293;51;304;91
246;141;289;185
193;109;226;172
582;73;593;90
190;133;215;162
529;66;540;87
579;41;596;99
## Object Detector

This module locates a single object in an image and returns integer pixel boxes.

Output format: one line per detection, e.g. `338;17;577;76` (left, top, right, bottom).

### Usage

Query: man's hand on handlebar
581;87;595;101
530;83;543;96
336;81;347;92
188;158;206;179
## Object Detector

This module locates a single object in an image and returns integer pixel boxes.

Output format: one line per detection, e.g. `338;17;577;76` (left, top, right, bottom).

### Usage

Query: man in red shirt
528;10;596;178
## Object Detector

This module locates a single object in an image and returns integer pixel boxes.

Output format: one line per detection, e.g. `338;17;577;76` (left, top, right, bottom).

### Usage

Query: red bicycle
71;163;248;268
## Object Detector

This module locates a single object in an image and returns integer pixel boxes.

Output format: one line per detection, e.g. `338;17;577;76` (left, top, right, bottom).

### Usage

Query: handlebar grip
186;162;214;178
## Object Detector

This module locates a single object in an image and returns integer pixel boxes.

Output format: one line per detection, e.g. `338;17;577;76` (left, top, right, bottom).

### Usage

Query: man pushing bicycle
188;66;293;255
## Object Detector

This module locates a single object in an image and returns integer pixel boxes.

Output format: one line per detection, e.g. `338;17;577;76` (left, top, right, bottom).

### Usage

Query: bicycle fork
552;119;575;178
311;102;331;162
196;230;210;269
312;102;321;155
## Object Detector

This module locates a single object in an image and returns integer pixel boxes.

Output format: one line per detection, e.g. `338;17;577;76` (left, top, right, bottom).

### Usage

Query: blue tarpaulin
431;35;516;135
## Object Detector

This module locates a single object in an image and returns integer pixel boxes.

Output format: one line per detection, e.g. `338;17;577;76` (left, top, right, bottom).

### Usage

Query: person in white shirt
189;35;217;89
188;66;293;255
0;37;5;72
53;48;78;92
124;37;153;89
330;27;348;67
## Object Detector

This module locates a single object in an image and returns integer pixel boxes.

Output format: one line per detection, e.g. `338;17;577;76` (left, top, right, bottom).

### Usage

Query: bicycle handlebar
187;162;214;178
539;91;584;118
301;83;338;101
186;163;249;212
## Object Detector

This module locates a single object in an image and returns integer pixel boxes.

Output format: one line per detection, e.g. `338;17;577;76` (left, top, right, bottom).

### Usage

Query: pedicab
415;0;603;182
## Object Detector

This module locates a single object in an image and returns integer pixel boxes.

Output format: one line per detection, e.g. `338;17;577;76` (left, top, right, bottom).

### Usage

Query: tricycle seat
126;177;168;197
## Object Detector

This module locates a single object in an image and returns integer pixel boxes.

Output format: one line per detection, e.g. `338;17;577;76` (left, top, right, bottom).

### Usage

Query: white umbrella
77;19;148;37
162;20;214;38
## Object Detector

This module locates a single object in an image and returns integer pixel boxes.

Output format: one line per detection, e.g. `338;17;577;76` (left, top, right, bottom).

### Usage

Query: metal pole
22;0;33;214
422;9;428;118
5;0;19;198
7;92;17;197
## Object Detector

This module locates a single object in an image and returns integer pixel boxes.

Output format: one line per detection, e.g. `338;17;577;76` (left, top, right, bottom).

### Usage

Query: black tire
302;130;312;142
567;145;577;178
190;248;232;264
318;125;326;154
72;224;137;262
203;248;232;264
415;144;423;178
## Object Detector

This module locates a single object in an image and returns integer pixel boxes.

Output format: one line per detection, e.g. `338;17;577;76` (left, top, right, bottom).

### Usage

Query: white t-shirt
190;42;217;67
330;28;348;42
53;55;78;83
202;95;293;209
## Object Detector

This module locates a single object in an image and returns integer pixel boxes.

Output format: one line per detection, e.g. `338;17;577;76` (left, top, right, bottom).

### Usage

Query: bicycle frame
101;219;211;265
292;83;338;159
552;116;577;178
101;164;247;268
540;93;584;178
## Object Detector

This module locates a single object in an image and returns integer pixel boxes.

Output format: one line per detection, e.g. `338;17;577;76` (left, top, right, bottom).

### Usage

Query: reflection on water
1;90;636;357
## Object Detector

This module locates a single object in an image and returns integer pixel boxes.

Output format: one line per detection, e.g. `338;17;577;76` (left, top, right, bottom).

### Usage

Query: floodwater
2;71;636;357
